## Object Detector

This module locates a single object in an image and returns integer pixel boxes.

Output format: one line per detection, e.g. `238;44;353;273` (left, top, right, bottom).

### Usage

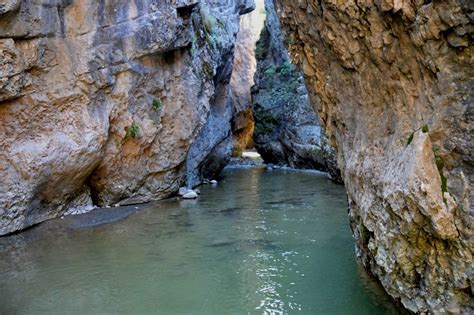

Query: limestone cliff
0;0;255;235
252;0;341;180
230;0;265;157
275;0;473;313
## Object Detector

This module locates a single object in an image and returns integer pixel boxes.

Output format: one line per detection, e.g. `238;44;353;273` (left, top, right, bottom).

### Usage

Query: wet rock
275;0;473;313
182;191;198;199
210;180;218;185
179;187;191;196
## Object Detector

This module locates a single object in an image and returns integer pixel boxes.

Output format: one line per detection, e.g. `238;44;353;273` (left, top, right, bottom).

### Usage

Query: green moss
421;124;429;133
125;123;139;139
152;99;162;110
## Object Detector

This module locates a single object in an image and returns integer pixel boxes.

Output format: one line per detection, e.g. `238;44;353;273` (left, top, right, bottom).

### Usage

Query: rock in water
0;0;255;235
182;191;198;199
210;180;218;185
179;187;191;197
275;0;473;313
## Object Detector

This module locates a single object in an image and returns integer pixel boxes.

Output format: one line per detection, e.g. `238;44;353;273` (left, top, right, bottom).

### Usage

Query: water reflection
0;168;402;314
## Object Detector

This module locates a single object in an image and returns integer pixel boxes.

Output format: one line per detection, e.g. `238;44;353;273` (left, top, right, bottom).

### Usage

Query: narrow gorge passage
0;0;472;314
0;168;400;314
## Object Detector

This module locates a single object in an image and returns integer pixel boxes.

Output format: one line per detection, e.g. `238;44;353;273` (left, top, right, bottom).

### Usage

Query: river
0;167;401;314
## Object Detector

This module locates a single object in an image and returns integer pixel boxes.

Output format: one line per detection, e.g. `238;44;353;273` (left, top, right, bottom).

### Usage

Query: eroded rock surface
0;0;254;235
230;0;265;157
275;0;473;313
252;0;341;180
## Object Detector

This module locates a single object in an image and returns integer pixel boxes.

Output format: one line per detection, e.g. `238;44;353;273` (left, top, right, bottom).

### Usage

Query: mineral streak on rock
275;0;473;313
0;0;255;235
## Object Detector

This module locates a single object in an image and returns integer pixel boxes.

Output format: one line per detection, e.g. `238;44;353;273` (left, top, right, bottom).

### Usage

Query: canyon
0;0;472;314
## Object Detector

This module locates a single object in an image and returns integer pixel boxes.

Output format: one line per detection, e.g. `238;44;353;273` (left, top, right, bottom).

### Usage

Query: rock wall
229;0;265;157
275;0;473;313
252;0;341;180
0;0;255;235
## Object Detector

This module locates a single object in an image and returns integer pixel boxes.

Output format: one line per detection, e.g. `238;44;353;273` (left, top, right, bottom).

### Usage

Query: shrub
280;61;292;77
125;123;139;139
152;99;162;110
264;64;277;76
406;124;429;145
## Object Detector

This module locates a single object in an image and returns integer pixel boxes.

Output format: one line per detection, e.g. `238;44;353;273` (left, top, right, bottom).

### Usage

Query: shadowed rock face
251;0;341;181
275;0;473;313
0;0;255;235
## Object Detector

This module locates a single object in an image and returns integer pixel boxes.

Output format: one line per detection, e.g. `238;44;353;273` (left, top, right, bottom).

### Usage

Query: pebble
210;180;218;185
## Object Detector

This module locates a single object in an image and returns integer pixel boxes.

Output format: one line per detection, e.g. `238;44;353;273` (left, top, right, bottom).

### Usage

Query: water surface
0;168;401;314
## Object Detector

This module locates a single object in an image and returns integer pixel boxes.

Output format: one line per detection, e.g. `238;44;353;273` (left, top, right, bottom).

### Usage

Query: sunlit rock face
251;0;341;181
229;0;265;157
0;0;255;235
275;0;473;313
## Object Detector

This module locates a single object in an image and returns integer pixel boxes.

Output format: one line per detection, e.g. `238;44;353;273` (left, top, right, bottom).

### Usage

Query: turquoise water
0;168;401;314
